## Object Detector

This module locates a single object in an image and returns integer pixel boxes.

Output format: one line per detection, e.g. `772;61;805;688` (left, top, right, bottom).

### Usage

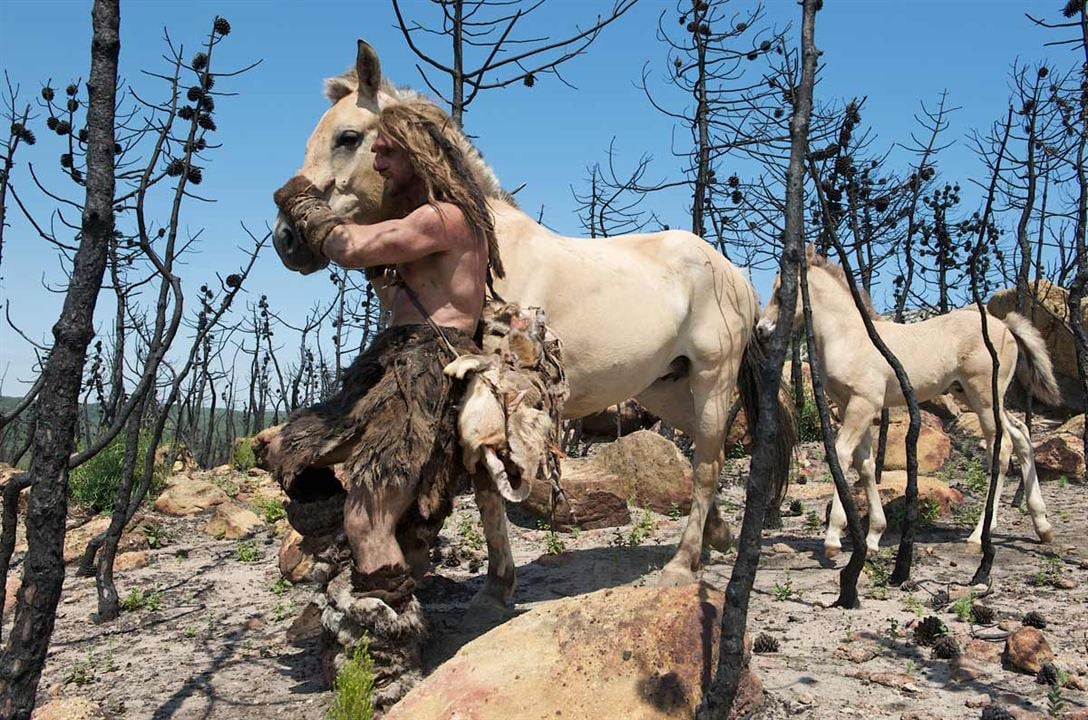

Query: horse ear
805;244;817;264
355;40;382;100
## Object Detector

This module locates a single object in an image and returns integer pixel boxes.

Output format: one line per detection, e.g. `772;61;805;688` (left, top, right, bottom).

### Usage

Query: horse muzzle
755;317;776;340
273;212;330;275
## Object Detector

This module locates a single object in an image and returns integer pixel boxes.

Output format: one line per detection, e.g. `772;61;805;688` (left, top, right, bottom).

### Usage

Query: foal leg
1005;413;1053;543
660;367;732;587
852;430;885;555
825;399;877;558
966;399;1014;548
469;470;516;609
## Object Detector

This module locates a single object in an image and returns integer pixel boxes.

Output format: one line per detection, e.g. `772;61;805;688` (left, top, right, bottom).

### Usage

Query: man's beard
379;176;426;221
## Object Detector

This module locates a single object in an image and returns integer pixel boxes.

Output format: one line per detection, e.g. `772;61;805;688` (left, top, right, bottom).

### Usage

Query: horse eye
335;130;361;148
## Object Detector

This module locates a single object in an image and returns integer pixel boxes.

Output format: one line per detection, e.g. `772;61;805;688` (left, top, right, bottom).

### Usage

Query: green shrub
328;638;375;720
69;432;164;513
797;396;822;442
253;496;286;523
232;436;256;470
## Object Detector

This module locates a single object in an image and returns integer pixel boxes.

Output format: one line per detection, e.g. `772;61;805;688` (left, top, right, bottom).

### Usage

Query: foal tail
736;327;797;519
1003;311;1061;407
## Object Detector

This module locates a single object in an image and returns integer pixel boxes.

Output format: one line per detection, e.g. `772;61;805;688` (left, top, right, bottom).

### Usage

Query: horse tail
1002;311;1061;407
736;326;797;520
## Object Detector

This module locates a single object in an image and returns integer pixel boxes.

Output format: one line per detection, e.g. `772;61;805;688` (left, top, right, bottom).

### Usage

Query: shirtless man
264;101;503;605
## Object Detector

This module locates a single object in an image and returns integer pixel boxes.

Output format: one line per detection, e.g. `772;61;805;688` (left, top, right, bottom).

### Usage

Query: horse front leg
825;400;876;558
660;368;730;587
852;431;884;555
469;470;517;609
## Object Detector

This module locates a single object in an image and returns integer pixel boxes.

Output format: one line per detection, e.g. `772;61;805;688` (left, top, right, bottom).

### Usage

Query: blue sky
0;0;1077;389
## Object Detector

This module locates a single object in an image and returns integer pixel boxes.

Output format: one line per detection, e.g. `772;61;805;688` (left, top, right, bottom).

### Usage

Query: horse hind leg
852;430;884;555
1005;412;1053;543
648;365;733;587
965;400;1014;549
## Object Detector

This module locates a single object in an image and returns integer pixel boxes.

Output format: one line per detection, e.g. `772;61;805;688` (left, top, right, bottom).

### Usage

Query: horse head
272;41;393;274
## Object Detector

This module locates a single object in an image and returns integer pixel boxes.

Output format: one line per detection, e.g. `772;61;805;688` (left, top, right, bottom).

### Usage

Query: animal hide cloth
269;323;480;578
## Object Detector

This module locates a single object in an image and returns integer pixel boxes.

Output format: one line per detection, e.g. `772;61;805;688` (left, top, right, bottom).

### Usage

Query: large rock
61;516;148;564
1034;414;1085;480
880;409;951;473
988;281;1085;409
791;471;963;521
31;696;106;720
1003;626;1054;674
579;400;659;439
0;462;29;513
385;584;762;720
592;430;694;514
921;393;962;421
278;528;314;583
154;479;228;516
203;502;263;539
523;457;631;530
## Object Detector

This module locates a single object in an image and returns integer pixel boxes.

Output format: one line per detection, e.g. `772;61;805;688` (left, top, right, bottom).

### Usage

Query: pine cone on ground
930;588;950;609
1022;610;1047;629
971;603;996;625
753;633;779;654
914;615;947;647
931;635;961;660
980;706;1014;720
1036;662;1060;686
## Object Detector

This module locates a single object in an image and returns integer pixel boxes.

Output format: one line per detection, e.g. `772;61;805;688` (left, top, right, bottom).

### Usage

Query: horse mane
323;69;515;207
807;251;880;319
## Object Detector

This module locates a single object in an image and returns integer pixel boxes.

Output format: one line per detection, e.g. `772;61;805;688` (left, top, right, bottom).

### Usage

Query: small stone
965;693;992;708
114;551;149;572
1003;626;1054;674
770;542;795;554
795;690;814;705
1054;577;1077;589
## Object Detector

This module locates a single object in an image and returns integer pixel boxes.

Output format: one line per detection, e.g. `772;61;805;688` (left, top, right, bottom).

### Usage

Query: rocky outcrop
520;430;693;528
592;430;694;514
988;281;1085;410
153;479;228;516
880;409;951;473
1033;414;1085;480
385;584;762;720
523;458;631;530
31;696;106;720
203;502;263;539
278;528;315;583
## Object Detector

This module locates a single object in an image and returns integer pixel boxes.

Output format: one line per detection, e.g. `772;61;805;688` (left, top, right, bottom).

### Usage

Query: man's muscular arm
273;177;465;268
322;204;463;268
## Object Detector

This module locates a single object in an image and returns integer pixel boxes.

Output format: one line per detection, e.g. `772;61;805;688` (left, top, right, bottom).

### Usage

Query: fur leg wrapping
318;572;428;708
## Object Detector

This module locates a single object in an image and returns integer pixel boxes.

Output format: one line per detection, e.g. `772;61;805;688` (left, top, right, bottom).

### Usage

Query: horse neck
488;199;558;289
806;269;869;349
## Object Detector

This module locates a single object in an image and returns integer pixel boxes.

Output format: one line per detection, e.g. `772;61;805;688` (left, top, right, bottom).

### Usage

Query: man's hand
273;176;346;258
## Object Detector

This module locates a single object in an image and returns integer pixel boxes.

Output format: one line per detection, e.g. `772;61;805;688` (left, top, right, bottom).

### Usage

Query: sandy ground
8;438;1088;720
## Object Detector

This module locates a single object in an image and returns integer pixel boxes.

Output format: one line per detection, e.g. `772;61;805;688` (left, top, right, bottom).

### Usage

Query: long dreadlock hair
376;101;505;280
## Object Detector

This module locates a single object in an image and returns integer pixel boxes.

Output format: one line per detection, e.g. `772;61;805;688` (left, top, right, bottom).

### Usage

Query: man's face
372;131;415;195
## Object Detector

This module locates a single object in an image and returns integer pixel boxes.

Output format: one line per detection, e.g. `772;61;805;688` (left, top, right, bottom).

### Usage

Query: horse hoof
823;545;841;559
865;545;881;557
659;564;697;587
1038;527;1055;544
705;528;735;555
469;586;513;613
965;539;982;555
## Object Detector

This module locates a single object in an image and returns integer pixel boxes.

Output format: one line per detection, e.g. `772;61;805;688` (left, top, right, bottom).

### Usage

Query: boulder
951;412;987;446
278;528;314;583
154;479;228;516
61;517;148;564
114;550;150;572
989;281;1086;409
523;457;631;530
791;472;962;515
591;430;694;514
1034;414;1085;480
725;407;751;453
203;502;263;539
1003;626;1054;674
31;696;106;720
153;444;195;474
880;409;951;473
0;462;29;513
921;393;962;421
385;584;762;720
579;400;659;439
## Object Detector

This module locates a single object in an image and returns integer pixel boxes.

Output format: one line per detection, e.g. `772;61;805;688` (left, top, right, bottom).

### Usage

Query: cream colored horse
271;41;794;605
757;252;1060;556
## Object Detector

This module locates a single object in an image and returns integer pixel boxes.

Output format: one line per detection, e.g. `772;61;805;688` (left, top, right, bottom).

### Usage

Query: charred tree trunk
698;1;818;716
800;258;866;608
0;1;119;715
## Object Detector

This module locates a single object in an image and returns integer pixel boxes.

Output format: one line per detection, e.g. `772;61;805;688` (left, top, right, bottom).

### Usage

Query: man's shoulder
406;202;472;245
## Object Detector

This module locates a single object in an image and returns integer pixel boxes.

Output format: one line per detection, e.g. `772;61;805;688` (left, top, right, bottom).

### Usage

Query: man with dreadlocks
264;101;504;614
